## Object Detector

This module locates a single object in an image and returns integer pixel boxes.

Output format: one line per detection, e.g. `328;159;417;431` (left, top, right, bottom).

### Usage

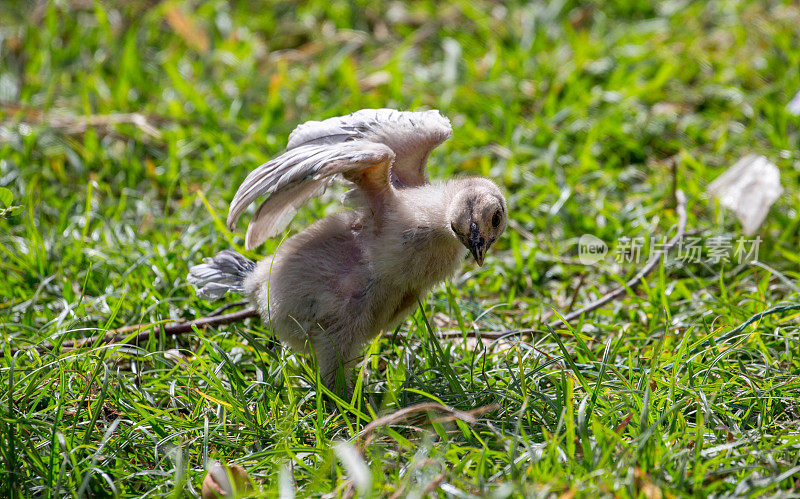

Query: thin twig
49;112;163;139
357;402;498;450
565;273;588;314
547;189;688;328
6;308;258;356
207;300;250;317
2;105;164;139
386;329;555;360
387;328;538;341
671;156;679;207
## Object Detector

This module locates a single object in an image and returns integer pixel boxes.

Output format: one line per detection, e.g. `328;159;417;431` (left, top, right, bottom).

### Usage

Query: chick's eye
491;210;501;228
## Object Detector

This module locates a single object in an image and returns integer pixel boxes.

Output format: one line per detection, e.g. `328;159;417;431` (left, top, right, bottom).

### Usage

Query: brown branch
547;189;688;328
6;308;258;356
387;328;539;341
207;300;250;317
358;402;498;450
565;273;588;314
49;112;163;139
1;105;164;140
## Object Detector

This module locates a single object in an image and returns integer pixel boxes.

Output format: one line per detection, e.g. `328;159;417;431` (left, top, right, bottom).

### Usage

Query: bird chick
188;109;507;395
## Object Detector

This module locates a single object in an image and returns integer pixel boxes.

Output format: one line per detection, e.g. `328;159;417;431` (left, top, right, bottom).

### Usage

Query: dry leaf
165;8;209;54
707;154;783;236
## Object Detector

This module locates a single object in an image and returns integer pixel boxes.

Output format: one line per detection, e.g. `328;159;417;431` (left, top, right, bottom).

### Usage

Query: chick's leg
312;332;359;399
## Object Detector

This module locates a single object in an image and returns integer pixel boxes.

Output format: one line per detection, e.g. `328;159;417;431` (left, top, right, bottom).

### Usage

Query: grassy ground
1;0;800;496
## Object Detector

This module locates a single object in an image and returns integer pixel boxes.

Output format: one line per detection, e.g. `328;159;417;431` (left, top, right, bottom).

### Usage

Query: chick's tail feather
187;250;255;300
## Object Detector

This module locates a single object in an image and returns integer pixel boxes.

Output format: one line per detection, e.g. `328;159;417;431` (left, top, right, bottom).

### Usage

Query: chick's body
188;109;507;394
245;182;464;385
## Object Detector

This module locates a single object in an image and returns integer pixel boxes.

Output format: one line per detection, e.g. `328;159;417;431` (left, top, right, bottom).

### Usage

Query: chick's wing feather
287;108;452;187
227;140;394;249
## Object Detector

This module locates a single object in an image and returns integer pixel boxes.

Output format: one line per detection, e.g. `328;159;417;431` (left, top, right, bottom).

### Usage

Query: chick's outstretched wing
227;141;394;249
227;109;452;249
287;108;452;188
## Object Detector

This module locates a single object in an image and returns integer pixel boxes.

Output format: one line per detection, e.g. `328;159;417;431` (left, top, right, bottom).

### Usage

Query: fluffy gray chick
188;109;507;394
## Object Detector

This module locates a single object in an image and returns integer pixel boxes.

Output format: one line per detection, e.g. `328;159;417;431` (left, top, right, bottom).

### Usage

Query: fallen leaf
165;8;209;54
615;412;632;434
558;488;576;499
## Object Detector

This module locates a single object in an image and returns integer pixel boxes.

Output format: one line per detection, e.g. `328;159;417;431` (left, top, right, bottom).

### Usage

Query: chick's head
448;178;507;265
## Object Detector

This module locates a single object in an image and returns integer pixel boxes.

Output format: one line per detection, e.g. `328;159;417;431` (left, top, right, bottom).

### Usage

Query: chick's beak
468;221;487;266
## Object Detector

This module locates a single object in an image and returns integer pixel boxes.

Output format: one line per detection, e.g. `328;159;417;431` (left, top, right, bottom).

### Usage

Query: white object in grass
707;154;783;236
334;441;372;493
201;461;253;498
787;90;800;115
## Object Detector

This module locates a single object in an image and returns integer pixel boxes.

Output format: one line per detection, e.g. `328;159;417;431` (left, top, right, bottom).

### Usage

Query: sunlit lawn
1;0;799;496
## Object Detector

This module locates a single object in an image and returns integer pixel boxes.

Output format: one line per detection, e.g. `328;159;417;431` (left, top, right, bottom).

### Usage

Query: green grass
1;0;799;496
